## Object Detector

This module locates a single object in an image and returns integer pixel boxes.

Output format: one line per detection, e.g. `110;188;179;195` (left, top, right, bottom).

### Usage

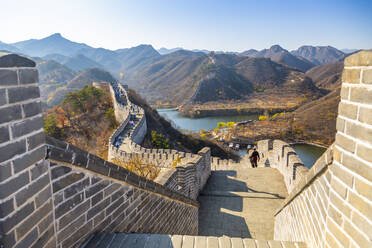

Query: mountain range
0;33;359;108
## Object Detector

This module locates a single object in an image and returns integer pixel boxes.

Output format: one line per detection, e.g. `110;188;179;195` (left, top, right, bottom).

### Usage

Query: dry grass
112;156;160;180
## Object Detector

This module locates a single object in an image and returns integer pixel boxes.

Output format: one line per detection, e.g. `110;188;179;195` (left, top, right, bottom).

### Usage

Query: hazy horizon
1;0;371;52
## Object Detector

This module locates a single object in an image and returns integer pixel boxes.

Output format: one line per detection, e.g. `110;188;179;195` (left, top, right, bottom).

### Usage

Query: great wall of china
0;51;371;247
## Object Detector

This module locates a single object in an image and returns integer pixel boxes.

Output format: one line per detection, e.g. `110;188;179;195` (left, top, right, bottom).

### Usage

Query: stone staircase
82;233;306;247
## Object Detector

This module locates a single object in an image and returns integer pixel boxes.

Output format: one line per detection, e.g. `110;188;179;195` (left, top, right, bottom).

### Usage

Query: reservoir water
157;108;259;132
157;108;326;168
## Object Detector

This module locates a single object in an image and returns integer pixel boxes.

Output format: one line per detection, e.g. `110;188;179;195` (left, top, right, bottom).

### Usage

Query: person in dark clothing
250;148;260;168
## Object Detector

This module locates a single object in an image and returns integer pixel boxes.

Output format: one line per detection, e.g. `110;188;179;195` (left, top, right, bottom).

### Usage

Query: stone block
45;136;67;150
57;214;85;242
61;220;93;248
358;107;372;125
331;177;347;199
0;69;18;86
91;191;103;206
15;199;52;239
356;143;372;163
0;198;14;219
87;156;109;176
342;69;360;84
336;117;345;133
351;210;372;240
30;225;54;248
30;160;48;181
48;147;73;164
87;197;110;220
330;191;351;218
0;161;12;183
354;177;372;199
0;201;34;233
52;172;84;193
338;102;358;120
18;68;38;85
327;219;350;247
0;230;16;248
0;170;29;199
51;165;71;180
0;89;6;106
348;190;372;220
362;68;372;84
0;104;22;125
15;173;50;207
11;116;43;139
13;145;45;173
8;86;40;104
344;50;372;66
346;121;372;146
23;101;42;118
349;86;372;105
85;180;109;198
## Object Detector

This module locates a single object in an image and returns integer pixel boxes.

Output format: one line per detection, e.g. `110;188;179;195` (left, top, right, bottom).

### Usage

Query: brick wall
257;139;309;192
46;137;199;248
0;53;55;248
274;50;372;247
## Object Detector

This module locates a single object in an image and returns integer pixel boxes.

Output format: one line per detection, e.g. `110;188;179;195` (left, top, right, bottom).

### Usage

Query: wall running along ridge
273;51;372;248
0;54;203;248
107;81;211;200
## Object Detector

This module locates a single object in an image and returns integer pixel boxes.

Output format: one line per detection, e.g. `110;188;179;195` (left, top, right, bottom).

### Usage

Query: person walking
250;148;260;168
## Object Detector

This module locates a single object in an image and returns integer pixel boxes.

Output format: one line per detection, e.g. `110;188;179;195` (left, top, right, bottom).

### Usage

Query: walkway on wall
198;163;288;240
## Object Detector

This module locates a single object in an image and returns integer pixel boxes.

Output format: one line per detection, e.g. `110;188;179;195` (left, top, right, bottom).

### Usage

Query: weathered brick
35;185;52;208
13;145;45;173
91;191;103;206
346;121;372;146
85;180;109;198
58;199;90;230
53;172;84;193
8;86;40;104
57;215;85;242
54;192;63;206
348;190;372;220
15;173;50;207
16;200;52;239
61;220;93;248
351;210;372;239
344;50;372;66
11;116;43;139
27;131;45;150
0;88;6;106
14;227;38;248
340;86;350;100
87;197;110;220
22;101;42;118
338;102;358;120
51;165;71;179
327;219;350;247
330;191;351;218
0;69;18;86
330;163;353;187
55;192;84;219
18;68;38;85
0;104;22;125
87;156;109;176
0;170;29;198
344;219;370;247
64;177;90;199
342;69;360;84
350;87;372;105
0;161;12;183
48;147;73;164
358;106;372;125
0;201;34;233
31;225;54;248
31;160;48;180
342;153;372;182
45;136;67;150
0;230;16;248
0;125;10;143
37;213;53;234
0;198;14;219
362;68;372;84
354;177;372;201
335;133;355;154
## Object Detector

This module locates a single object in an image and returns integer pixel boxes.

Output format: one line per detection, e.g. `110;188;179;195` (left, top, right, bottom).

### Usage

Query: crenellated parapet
257;139;309;193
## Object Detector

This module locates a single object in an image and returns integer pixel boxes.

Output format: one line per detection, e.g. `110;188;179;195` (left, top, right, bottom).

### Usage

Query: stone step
200;191;285;199
81;233;307;248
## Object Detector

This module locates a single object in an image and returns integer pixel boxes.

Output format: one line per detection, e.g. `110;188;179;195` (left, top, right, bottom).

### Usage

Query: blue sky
1;0;371;51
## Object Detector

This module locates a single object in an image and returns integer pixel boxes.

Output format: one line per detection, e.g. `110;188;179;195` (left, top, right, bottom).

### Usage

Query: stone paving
198;164;288;240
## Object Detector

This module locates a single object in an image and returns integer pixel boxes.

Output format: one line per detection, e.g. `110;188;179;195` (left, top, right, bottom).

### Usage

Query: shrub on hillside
112;157;160;180
151;131;170;149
